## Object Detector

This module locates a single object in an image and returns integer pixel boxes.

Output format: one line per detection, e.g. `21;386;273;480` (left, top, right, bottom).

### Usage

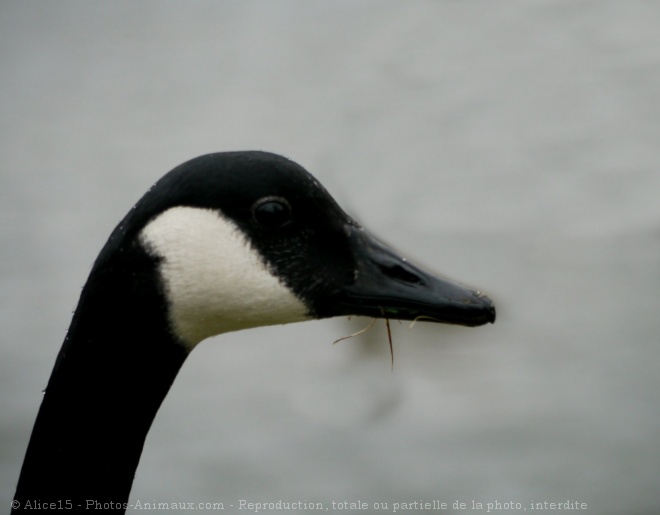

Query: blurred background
1;2;658;514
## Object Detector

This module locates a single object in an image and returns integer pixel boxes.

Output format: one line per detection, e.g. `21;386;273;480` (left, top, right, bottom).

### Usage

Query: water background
1;2;659;514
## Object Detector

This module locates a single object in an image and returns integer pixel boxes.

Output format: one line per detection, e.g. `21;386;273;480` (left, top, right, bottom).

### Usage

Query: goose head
122;151;495;347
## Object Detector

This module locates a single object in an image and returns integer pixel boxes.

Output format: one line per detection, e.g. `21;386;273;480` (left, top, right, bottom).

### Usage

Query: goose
11;151;495;512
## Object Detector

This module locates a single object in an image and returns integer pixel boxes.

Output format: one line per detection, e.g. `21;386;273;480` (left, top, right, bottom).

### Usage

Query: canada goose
12;151;495;512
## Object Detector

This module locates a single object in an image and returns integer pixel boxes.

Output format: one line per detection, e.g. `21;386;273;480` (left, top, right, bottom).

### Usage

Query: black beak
323;226;495;327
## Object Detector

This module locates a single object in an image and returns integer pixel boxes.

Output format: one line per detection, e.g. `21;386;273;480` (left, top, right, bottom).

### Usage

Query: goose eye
252;197;292;229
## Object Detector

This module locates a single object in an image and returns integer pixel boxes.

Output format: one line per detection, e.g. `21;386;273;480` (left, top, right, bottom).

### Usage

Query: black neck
13;240;188;512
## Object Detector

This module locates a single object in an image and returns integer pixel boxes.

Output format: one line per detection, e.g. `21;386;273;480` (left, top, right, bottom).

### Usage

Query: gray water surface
2;2;659;514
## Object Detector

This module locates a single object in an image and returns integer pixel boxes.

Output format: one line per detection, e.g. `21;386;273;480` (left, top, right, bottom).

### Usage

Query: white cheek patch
139;206;311;349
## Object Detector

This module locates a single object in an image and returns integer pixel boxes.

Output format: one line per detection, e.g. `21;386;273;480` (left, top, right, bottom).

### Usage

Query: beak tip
488;304;496;324
472;290;496;325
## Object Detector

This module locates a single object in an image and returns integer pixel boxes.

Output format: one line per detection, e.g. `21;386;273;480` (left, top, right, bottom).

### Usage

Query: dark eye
252;197;292;229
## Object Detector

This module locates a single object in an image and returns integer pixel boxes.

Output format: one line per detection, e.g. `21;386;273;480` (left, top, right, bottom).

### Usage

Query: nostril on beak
378;263;423;285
